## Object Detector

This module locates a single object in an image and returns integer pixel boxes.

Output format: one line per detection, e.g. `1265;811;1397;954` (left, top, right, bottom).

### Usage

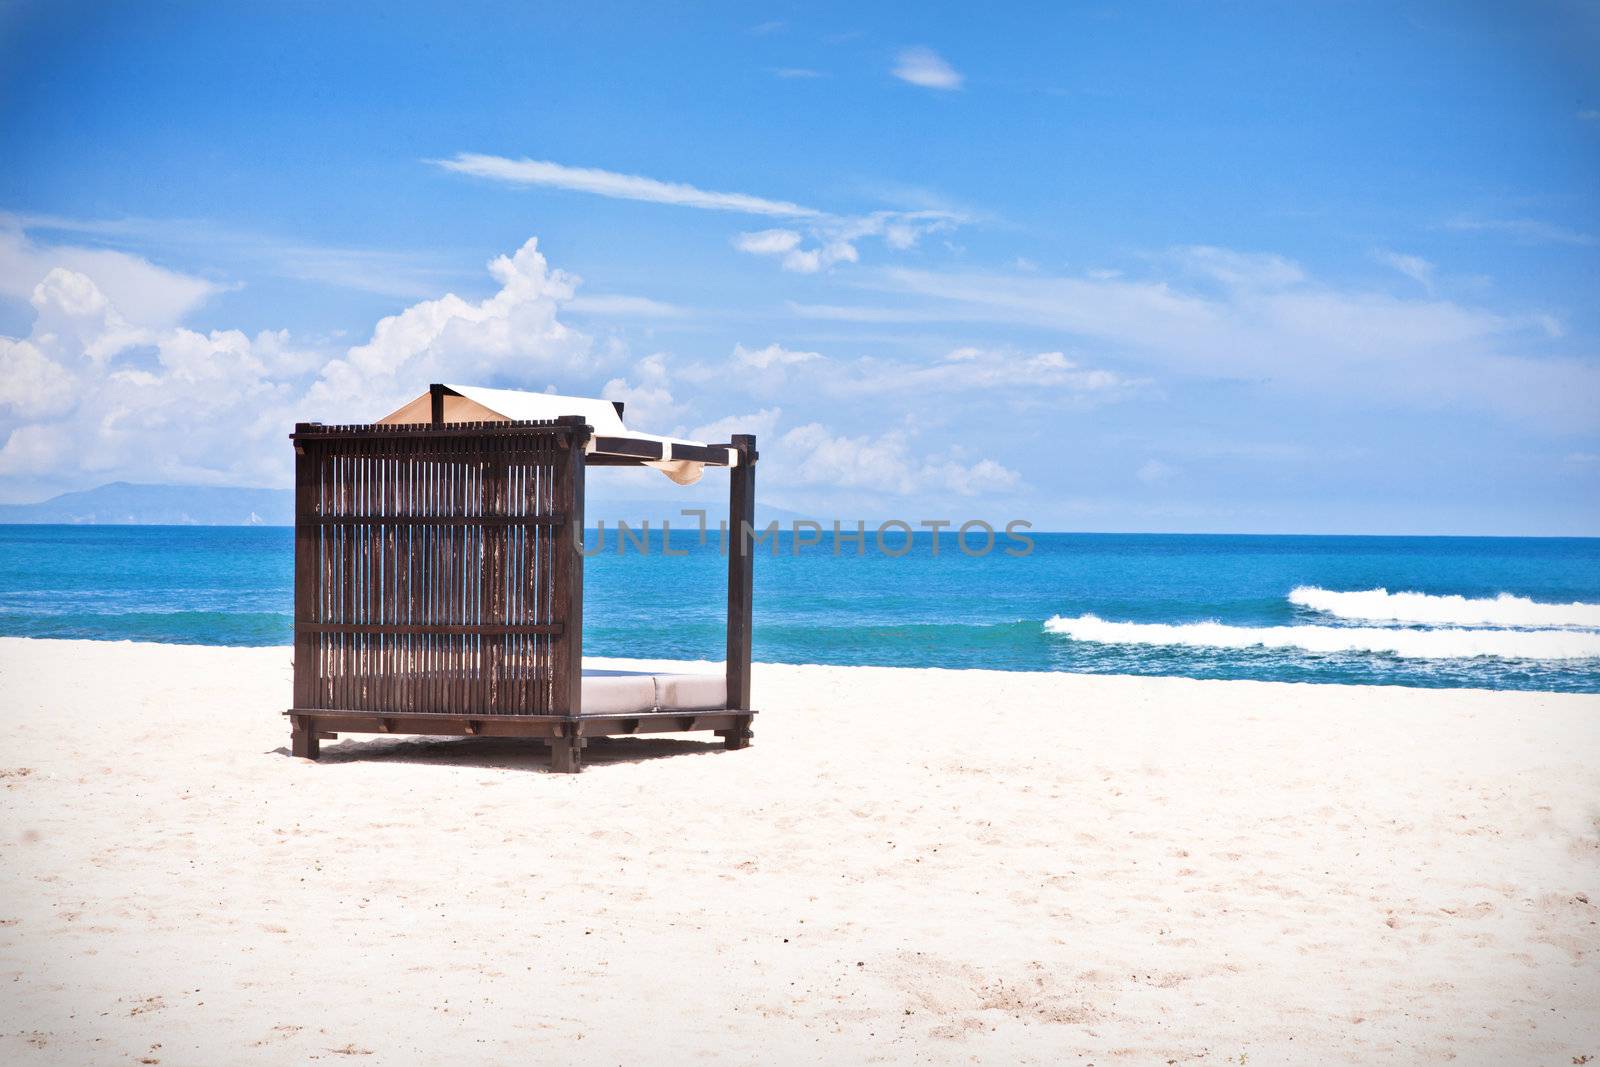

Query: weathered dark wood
546;735;585;773
286;406;760;773
589;435;659;459
589;436;735;466
287;708;754;735
716;714;755;750
429;383;446;425
292;421;581;444
300;622;563;636
726;434;757;712
291;420;571;718
308;514;562;527
291;438;318;744
550;416;589;718
290;714;320;759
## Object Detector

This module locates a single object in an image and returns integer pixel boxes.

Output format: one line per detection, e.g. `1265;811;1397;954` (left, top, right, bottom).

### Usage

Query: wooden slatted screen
290;420;582;717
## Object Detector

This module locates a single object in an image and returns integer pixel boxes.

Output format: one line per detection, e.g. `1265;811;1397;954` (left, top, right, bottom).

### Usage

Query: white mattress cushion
580;671;658;715
655;673;728;711
578;671;729;715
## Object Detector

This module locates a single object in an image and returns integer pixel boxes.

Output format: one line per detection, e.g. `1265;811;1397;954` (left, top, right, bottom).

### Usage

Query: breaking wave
1289;586;1600;628
1043;614;1600;661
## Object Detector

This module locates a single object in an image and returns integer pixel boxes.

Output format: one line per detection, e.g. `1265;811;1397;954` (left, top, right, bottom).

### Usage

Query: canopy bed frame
285;383;757;773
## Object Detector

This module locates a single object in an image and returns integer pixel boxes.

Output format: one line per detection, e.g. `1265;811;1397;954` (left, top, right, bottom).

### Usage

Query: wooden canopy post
548;415;591;771
722;434;757;750
291;426;320;759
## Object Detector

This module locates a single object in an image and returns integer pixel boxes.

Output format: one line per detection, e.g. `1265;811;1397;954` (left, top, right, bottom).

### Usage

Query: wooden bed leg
291;715;320;760
547;735;585;773
717;716;754;751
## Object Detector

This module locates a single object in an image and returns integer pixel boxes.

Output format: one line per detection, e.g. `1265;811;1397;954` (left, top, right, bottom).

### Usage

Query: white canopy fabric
377;384;724;485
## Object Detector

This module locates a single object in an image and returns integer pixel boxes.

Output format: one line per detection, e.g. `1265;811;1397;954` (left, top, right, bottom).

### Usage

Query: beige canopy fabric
377;384;718;485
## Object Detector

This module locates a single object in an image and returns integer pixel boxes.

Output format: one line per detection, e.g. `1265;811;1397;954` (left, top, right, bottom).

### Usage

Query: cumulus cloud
892;47;963;90
305;238;591;415
601;353;683;429
0;237;606;488
0;268;308;485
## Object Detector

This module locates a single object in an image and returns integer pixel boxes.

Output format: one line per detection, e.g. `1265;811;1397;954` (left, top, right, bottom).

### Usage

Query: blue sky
1;1;1597;533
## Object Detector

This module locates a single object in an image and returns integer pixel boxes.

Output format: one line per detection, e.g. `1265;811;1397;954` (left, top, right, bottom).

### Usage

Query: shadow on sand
271;733;725;772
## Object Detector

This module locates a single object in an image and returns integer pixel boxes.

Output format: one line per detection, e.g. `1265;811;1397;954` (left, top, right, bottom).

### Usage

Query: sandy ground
0;637;1596;1066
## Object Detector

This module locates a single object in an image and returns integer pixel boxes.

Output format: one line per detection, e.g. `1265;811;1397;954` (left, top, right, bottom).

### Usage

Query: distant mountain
0;482;293;526
0;483;808;529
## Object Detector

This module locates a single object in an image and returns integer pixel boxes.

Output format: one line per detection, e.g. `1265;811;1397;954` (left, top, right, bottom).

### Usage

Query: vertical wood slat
726;434;758;712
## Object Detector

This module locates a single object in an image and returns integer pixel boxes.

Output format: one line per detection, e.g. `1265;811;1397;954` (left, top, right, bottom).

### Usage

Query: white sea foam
1289;586;1600;628
1043;614;1600;661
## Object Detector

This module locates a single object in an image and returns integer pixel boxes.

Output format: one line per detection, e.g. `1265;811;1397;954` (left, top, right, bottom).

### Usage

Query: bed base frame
287;709;755;773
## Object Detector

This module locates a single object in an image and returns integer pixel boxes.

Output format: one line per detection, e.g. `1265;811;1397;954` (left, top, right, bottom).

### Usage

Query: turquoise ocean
2;525;1598;693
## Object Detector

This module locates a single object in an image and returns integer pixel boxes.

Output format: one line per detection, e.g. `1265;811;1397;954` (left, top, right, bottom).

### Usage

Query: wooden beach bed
285;383;757;772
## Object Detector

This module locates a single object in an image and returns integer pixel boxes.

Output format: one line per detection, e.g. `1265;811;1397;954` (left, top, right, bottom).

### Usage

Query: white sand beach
1;637;1596;1065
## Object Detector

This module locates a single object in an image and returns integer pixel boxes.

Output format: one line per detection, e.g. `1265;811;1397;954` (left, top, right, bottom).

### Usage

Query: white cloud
0;269;309;484
1373;249;1435;289
1578;109;1599;122
306;238;592;415
601;353;683;429
435;156;964;276
565;293;689;318
1137;459;1177;484
892;47;963;90
733;229;804;255
723;343;825;394
859;253;1598;429
1444;215;1595;247
3;212;457;302
434;154;821;218
0;237;608;488
689;407;782;443
734;211;956;274
779;241;859;274
0;225;226;327
0;338;74;415
733;342;823;370
778;423;1018;496
1172;245;1304;289
843;345;1130;397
